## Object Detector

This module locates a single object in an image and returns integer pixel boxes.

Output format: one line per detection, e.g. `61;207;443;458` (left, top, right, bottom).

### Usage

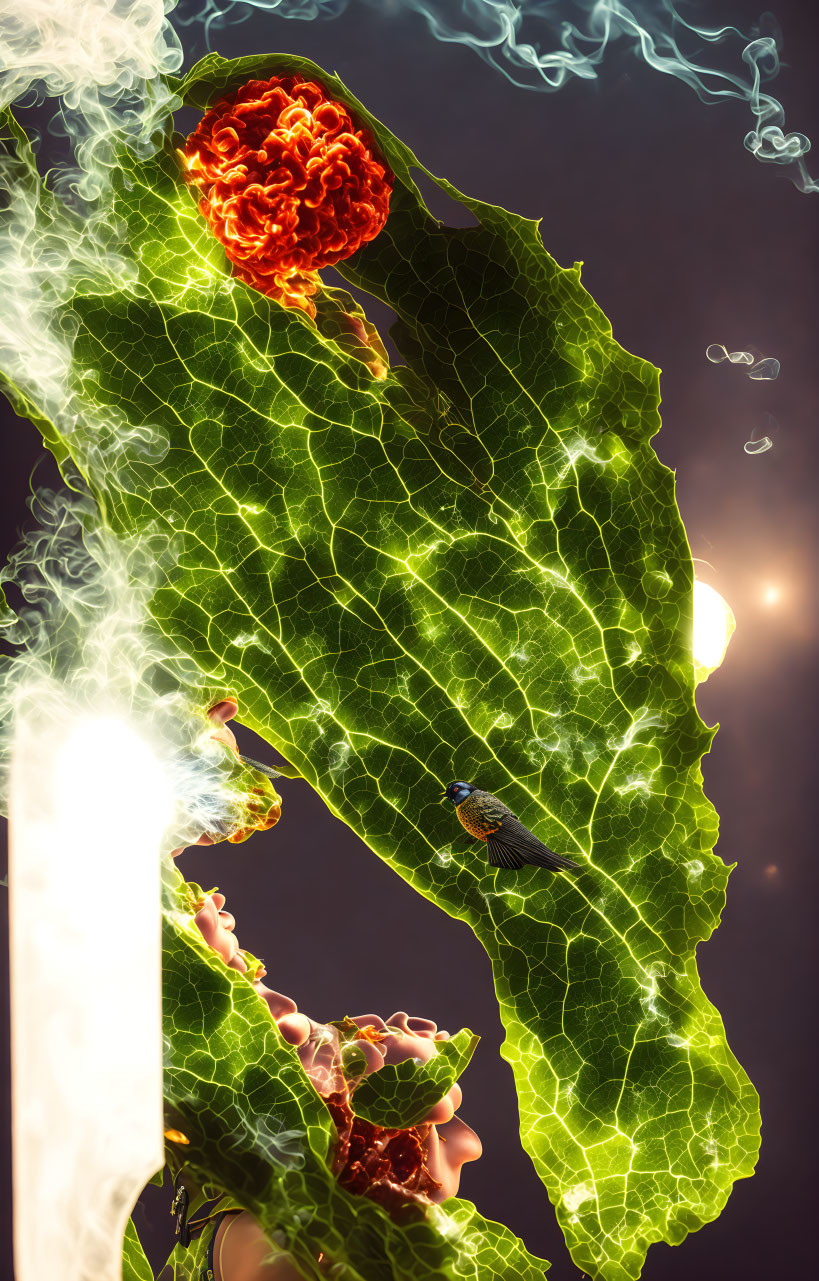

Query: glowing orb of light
692;580;736;684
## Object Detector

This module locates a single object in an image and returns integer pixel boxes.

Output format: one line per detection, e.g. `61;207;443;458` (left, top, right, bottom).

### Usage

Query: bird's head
444;780;476;807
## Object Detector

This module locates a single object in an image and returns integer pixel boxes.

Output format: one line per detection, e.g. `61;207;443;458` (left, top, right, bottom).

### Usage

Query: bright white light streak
693;581;736;683
10;714;172;1281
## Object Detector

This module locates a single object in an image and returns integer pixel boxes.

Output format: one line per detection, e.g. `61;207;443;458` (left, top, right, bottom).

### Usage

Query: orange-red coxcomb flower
184;75;394;316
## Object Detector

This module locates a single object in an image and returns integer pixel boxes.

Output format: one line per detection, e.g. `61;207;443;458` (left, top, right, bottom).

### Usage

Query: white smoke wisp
177;0;817;194
0;1;178;107
0;489;252;856
0;1;183;500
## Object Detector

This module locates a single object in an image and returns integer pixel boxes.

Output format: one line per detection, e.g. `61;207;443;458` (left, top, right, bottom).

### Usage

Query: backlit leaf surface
122;1217;154;1281
158;890;549;1280
349;1027;480;1128
1;54;759;1279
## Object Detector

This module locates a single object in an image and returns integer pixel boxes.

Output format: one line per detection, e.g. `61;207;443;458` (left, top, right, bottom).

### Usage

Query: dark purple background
1;1;817;1277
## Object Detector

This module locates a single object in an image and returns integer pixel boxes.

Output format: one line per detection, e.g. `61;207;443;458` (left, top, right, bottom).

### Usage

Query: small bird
444;781;581;872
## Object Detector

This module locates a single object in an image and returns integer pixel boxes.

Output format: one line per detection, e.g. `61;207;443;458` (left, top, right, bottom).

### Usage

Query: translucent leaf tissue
0;43;761;1281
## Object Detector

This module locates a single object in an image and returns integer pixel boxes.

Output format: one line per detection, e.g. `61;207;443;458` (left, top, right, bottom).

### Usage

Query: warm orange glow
355;1023;389;1044
184;75;394;316
163;1129;190;1145
226;786;281;843
204;698;281;842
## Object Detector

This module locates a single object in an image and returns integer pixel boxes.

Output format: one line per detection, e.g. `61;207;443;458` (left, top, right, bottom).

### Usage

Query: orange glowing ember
163;1128;190;1145
355;1023;389;1044
226;783;281;844
184;75;394;315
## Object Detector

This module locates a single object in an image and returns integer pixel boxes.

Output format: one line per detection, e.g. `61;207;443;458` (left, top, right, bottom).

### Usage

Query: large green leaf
160;883;549;1280
123;1216;154;1281
341;1023;480;1128
0;53;759;1279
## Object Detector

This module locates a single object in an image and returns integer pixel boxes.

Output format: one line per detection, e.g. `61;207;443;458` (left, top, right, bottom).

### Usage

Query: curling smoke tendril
0;489;256;854
706;344;754;366
706;346;780;381
747;357;780;381
744;411;777;457
0;1;183;504
743;435;772;455
175;0;817;194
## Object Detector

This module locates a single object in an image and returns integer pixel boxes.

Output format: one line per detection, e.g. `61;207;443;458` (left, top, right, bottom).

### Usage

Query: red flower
324;1090;441;1218
184;75;394;316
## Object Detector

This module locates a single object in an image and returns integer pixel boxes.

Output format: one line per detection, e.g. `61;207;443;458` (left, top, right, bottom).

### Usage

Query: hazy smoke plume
175;0;817;193
0;1;183;501
0;5;246;844
0;489;245;852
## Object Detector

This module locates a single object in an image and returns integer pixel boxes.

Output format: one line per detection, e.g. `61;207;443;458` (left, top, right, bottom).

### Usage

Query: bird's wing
494;815;581;871
473;790;515;824
485;836;526;869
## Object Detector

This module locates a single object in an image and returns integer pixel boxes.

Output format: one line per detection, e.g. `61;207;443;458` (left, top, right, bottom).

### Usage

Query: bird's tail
240;754;284;779
239;754;303;780
523;846;582;872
